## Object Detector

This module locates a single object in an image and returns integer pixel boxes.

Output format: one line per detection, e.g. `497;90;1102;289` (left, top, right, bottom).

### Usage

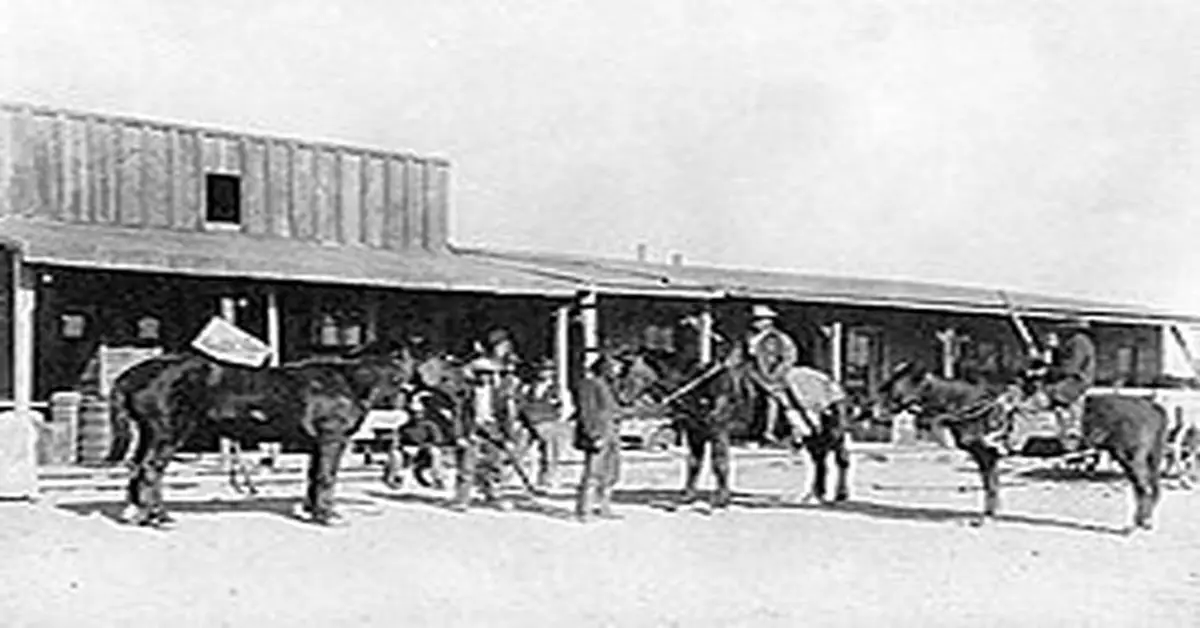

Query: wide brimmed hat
751;304;778;319
486;328;512;346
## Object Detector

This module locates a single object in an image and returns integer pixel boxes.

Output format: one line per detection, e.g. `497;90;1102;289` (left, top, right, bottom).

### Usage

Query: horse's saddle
1007;398;1085;453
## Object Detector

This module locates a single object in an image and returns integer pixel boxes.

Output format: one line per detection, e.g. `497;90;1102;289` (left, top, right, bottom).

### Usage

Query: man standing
573;349;636;522
517;358;574;491
465;329;523;506
745;305;800;444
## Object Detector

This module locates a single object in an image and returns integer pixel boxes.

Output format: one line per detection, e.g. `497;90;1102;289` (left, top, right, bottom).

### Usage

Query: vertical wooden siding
0;103;451;252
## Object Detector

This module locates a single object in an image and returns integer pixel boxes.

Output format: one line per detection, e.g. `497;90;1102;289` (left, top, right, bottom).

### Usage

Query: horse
637;344;853;509
876;361;1168;531
107;343;414;528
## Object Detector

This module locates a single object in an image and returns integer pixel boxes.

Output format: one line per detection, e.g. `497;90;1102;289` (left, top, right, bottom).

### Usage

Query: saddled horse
876;361;1168;531
107;343;413;528
637;343;853;509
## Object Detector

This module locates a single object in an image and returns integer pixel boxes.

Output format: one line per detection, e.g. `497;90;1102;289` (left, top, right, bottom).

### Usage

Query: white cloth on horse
191;317;272;368
781;366;846;437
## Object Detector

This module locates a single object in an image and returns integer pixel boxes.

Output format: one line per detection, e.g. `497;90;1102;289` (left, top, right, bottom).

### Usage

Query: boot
449;476;471;512
575;481;597;523
596;486;623;520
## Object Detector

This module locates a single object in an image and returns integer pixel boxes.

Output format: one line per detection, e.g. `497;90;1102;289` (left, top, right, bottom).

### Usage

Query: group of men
407;303;1098;521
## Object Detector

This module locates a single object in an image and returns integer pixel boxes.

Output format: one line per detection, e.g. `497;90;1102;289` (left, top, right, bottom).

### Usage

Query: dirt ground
2;447;1198;628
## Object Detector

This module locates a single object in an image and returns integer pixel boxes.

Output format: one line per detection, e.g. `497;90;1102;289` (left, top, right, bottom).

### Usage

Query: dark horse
108;344;413;528
639;344;852;509
877;361;1168;531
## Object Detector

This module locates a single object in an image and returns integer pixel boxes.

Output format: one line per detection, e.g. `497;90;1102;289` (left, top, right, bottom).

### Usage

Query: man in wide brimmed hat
572;346;641;522
985;317;1096;454
516;357;574;490
745;304;801;444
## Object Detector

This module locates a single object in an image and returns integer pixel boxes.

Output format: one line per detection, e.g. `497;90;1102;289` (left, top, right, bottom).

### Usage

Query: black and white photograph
2;1;1199;625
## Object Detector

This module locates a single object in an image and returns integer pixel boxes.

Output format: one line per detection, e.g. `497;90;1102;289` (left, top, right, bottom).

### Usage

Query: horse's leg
711;428;733;509
967;447;1001;525
423;446;447;490
381;429;405;489
833;432;851;502
681;427;705;504
805;437;828;503
450;441;476;512
227;440;258;495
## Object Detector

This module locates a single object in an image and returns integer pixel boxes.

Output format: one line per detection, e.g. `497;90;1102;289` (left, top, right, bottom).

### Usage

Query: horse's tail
106;377;138;465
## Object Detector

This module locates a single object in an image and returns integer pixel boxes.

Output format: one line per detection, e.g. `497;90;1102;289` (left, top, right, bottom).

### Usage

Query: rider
745;304;800;445
984;318;1096;454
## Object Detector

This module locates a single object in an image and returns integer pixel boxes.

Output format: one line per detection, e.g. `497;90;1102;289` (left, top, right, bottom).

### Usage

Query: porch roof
456;246;1200;325
0;217;577;297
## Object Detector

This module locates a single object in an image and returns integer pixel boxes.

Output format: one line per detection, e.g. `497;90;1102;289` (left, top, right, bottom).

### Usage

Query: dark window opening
205;174;242;224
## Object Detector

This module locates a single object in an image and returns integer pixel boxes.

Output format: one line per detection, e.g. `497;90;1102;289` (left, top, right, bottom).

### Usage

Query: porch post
555;304;571;420
266;289;282;367
218;296;237;469
936;328;957;379
362;294;379;346
2;256;38;498
828;321;844;383
580;290;599;368
697;303;715;365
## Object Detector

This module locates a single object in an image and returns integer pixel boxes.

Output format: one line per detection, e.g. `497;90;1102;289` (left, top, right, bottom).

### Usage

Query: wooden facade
0;102;450;252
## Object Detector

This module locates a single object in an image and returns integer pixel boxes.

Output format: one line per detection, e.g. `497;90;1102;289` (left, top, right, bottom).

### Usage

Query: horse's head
875;360;933;416
344;352;419;409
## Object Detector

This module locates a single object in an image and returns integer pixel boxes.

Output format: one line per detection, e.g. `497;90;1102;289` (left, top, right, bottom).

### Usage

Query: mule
877;361;1168;531
108;344;413;528
638;345;853;509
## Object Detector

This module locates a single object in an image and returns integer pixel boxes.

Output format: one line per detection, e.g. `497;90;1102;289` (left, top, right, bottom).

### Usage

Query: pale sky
4;0;1200;314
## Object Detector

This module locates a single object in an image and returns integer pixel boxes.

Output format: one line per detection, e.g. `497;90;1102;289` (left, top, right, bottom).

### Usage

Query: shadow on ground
364;489;579;522
56;495;382;527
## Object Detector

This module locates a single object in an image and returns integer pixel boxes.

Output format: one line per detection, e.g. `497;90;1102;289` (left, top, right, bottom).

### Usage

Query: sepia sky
4;0;1200;314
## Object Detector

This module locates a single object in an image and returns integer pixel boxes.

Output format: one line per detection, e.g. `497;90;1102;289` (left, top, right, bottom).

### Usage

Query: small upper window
137;316;161;341
60;314;87;339
205;174;241;225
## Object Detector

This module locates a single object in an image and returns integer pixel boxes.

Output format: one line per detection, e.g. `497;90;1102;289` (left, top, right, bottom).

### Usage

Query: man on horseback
984;318;1097;454
744;305;811;445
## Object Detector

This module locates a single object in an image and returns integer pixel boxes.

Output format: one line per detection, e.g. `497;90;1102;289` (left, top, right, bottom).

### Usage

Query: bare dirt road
2;448;1198;627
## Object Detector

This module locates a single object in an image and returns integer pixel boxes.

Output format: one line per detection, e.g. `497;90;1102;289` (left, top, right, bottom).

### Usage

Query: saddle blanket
191;317;272;368
1008;403;1084;453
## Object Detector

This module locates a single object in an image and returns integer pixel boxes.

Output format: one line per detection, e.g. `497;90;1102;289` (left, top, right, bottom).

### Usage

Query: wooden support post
266;289;282;367
698;304;715;365
218;296;237;469
825;321;845;383
2;257;38;497
555;304;571;420
580;291;599;368
12;265;35;420
363;294;379;346
936;328;958;380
